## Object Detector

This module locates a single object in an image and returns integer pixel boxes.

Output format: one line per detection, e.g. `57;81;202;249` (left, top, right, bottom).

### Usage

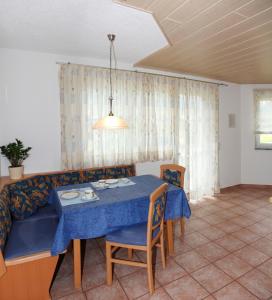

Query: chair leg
128;248;133;259
106;242;113;285
147;249;154;295
160;233;166;269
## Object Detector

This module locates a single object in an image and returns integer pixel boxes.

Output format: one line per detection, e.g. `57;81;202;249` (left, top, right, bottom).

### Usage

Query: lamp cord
109;40;113;116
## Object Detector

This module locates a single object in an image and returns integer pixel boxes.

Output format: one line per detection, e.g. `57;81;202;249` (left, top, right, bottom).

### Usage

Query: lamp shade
93;115;128;129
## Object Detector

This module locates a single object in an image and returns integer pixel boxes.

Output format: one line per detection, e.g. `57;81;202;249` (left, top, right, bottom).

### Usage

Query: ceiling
0;0;167;64
116;0;272;83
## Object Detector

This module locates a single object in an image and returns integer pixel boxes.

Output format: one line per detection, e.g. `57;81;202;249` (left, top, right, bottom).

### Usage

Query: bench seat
4;204;58;260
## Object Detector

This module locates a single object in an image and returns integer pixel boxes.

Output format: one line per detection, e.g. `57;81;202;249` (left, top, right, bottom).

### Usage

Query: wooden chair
105;183;168;295
0;250;59;300
160;164;186;236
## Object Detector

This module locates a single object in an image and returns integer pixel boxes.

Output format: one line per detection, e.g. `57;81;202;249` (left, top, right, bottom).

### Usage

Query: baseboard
220;184;272;193
239;184;272;189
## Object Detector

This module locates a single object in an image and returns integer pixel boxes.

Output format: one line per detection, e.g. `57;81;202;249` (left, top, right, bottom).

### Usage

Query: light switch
228;113;236;128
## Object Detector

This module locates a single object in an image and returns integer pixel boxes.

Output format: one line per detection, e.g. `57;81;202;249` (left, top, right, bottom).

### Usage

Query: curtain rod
56;61;228;87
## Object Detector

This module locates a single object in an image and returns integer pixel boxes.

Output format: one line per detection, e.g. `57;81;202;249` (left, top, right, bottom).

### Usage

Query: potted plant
0;139;32;179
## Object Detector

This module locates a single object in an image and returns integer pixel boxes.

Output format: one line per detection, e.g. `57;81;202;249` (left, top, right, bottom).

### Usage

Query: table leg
166;220;174;255
180;217;185;238
73;239;81;289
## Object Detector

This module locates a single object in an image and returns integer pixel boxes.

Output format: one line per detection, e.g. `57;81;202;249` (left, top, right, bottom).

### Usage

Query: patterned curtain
59;64;219;199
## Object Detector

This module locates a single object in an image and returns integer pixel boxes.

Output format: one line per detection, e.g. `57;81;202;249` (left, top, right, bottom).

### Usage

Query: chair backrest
160;164;186;188
0;250;6;278
147;183;168;247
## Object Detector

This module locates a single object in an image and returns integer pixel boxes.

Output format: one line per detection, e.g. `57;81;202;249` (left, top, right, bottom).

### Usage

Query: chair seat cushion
106;223;147;246
4;204;59;260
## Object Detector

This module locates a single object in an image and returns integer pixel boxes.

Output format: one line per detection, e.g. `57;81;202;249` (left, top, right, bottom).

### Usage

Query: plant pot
9;166;24;180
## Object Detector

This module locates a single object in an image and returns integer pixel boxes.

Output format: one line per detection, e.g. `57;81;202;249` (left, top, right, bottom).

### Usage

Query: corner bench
0;164;135;300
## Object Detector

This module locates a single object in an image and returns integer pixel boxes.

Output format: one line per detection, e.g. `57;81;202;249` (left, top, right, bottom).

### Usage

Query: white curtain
175;81;219;200
59;64;219;199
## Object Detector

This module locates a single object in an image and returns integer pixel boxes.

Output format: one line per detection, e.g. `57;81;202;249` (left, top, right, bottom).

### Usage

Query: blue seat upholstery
4;204;58;260
106;223;160;246
106;223;148;246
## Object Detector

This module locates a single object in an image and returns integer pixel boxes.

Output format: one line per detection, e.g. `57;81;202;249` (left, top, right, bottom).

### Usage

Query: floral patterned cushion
105;165;135;179
162;169;181;187
24;176;51;208
9;189;38;220
46;172;82;188
152;194;166;227
82;169;106;183
0;189;12;250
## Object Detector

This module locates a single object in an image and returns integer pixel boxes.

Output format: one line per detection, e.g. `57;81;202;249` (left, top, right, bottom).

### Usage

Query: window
254;89;272;150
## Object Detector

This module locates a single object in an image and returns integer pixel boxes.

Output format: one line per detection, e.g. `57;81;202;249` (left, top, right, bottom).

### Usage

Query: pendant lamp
93;34;128;129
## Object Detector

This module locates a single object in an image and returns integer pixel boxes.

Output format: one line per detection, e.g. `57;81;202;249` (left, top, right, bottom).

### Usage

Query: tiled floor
51;186;272;299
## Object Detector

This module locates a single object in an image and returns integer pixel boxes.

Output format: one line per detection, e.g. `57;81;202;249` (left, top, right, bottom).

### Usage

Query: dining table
48;174;191;288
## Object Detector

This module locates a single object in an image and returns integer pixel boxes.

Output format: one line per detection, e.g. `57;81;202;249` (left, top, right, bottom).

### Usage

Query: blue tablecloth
48;175;191;255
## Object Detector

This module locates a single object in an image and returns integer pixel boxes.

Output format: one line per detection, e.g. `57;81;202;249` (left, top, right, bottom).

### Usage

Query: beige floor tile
184;232;210;248
164;275;209;300
204;296;216;300
230;216;256;227
55;291;86;300
174;250;209;273
215;235;246;252
82;262;107;291
213;282;258;300
234;245;269;267
137;288;172;300
155;258;186;286
195;242;229;262
51;274;78;299
204;214;226;225
215;254;252;279
215;221;242;234
192;264;232;293
199;226;226;240
247;222;272;237
119;269;160;299
86;280;127;300
251;237;272;257
257;258;272;278
172;238;192;255
231;228;261;244
238;269;272;299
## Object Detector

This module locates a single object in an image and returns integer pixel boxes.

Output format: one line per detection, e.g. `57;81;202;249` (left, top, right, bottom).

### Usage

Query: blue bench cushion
0;187;12;250
106;223;148;246
162;169;181;187
4;204;58;260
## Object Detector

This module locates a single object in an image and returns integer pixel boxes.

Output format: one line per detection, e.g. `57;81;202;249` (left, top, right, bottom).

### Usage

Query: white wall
0;48;241;186
219;84;241;188
241;84;272;185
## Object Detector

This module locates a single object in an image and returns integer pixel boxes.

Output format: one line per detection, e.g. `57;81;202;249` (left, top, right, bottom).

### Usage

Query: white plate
61;191;80;200
105;179;118;184
121;178;129;183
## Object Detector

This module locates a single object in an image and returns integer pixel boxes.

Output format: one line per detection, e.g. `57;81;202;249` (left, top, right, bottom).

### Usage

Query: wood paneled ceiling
116;0;272;83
